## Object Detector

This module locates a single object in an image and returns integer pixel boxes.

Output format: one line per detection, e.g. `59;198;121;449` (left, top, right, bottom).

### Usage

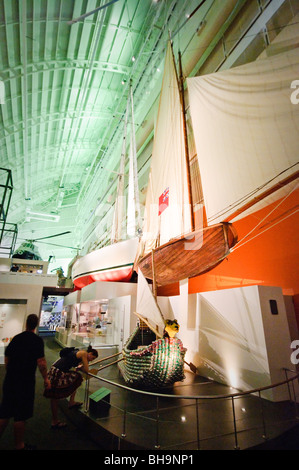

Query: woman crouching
44;345;98;429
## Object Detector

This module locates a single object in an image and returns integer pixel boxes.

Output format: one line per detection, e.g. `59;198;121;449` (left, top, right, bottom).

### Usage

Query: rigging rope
230;183;298;252
207;163;299;223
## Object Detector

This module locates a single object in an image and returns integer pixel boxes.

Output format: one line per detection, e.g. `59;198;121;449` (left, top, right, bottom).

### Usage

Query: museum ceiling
0;0;294;267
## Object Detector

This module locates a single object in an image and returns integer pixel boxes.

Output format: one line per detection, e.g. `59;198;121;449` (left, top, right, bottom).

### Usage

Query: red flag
158;187;169;216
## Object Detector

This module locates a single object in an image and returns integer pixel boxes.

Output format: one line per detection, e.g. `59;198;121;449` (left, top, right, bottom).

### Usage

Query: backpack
59;347;78;358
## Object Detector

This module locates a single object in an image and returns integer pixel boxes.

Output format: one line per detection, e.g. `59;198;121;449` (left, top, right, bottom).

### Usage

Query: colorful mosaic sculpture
118;322;186;389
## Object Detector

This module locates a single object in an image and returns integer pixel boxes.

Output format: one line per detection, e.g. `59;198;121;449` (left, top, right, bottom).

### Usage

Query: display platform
60;363;299;451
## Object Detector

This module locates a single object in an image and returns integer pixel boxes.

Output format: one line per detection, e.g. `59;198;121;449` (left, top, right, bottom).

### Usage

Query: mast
178;49;195;233
111;82;141;242
138;40;198;258
110;97;129;244
128;81;141;236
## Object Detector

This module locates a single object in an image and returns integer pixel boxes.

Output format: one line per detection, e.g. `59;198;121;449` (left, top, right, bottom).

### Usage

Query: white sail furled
140;42;192;255
187;47;299;224
135;268;165;336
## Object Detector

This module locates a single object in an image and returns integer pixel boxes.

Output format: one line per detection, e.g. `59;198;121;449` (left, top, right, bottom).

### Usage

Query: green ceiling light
25;210;60;223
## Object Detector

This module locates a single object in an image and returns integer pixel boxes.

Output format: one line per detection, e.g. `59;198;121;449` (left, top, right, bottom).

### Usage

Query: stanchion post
155;396;160;449
84;377;90;413
231;397;240;450
195;398;200;450
258;390;268;440
122;390;127;438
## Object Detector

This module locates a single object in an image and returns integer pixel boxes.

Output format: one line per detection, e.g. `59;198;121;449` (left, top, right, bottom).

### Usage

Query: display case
55;302;79;347
55;298;114;349
76;300;115;347
55;283;137;357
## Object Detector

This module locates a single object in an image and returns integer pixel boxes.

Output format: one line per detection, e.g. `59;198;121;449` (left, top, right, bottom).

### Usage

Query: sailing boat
72;85;141;288
136;40;299;286
136;41;237;286
118;268;186;389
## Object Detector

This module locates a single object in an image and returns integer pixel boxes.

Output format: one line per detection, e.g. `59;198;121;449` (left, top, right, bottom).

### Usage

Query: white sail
187;47;299;224
135;268;165;335
140;42;192;255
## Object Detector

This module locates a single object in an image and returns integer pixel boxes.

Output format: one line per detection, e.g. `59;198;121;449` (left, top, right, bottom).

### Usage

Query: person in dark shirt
44;345;98;429
0;313;50;450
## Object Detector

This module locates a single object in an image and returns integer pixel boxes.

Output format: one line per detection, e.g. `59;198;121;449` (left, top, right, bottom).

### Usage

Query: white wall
284;295;298;342
80;280;137;302
168;285;296;401
108;295;137;351
258;286;297;400
63;290;81;306
0;271;56;286
0;303;27;340
0;276;61;363
0;283;44;327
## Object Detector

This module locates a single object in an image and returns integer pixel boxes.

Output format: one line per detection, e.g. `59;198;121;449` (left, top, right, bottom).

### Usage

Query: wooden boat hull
118;326;186;389
72;237;139;288
137;222;237;285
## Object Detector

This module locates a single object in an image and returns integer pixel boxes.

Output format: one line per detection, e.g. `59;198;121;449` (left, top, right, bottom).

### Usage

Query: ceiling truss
0;0;296;266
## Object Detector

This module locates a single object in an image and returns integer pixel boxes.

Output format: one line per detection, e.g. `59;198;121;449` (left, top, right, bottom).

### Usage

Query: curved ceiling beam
0;59;131;82
0;108;116;139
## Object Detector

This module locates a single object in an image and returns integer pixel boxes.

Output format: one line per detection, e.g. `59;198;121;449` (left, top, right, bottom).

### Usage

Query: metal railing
81;365;299;450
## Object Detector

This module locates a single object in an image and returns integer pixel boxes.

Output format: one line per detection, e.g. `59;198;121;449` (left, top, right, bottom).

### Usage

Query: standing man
0;313;51;450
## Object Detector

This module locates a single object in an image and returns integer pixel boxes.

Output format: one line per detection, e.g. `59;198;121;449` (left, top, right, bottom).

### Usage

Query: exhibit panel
40;295;64;331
